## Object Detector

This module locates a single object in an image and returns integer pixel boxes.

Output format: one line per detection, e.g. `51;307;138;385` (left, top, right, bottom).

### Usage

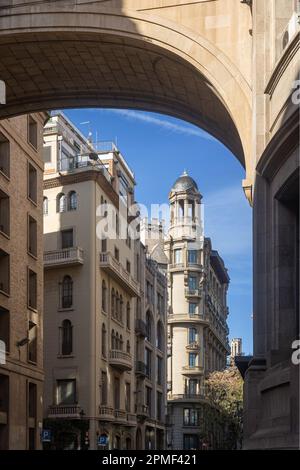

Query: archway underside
0;32;244;165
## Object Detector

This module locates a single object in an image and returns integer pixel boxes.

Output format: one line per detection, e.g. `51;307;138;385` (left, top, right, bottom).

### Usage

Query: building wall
0;113;47;449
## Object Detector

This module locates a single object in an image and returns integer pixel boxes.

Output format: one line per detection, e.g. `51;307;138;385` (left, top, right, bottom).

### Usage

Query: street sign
41;429;52;443
98;435;108;446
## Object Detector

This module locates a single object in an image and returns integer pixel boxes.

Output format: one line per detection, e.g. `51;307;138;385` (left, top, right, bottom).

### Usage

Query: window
186;379;198;396
28;116;37;149
146;386;152;417
28;269;37;310
183;409;200;426
101;371;107;405
156;391;162;421
114;247;119;261
174;249;182;264
111;329;115;349
56;379;76;405
157;356;162;385
28;215;37;257
126;260;131;273
145;348;152;379
101;237;107;252
189;353;197;367
125;382;131;412
28;382;37;419
188;276;197;290
189;328;197;344
119;295;123;323
61;275;73;309
61;320;73;356
28;321;37;363
156;321;163;351
0;249;9;295
188;250;197;264
0;133;10;178
111;288;115;317
61;229;73;249
101;280;107;311
126;340;130;354
28;163;37;204
189;303;197;316
0;189;9;236
0;307;9;353
126;302;130;329
101;324;106;358
114;377;120;410
183;434;198;450
56;193;66;213
43;197;48;216
146;311;152;343
68;191;77;211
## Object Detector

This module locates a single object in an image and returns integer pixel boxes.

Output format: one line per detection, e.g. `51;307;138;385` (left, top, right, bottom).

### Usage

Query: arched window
116;332;119;350
146;311;152;343
111;289;115;317
126;340;130;354
43;196;48;215
126;302;131;330
102;280;107;311
68;191;77;211
62;275;73;309
101;323;107;358
111;329;115;350
156;321;164;351
57;193;66;213
120;334;123;351
61;319;72;355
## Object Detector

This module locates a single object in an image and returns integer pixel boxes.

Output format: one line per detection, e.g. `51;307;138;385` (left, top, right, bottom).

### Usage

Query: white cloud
107;109;216;141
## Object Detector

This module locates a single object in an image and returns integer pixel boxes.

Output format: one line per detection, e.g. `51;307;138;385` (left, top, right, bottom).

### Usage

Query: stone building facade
42;112;167;450
0;113;47;449
165;172;230;450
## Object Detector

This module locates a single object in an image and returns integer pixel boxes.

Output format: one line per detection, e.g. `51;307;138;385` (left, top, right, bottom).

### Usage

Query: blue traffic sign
98;435;108;446
41;429;52;443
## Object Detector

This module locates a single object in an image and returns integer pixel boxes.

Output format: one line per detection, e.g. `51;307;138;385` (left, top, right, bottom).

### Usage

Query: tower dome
171;170;198;193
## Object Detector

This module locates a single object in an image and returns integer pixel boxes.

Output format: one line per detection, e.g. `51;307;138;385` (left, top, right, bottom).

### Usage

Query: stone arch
0;2;252;173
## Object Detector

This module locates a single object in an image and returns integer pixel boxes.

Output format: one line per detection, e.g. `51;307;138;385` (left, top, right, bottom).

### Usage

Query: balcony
48;404;82;418
126;413;137;426
182;365;204;376
135;318;147;337
185;288;200;298
44;247;84;269
136;404;149;420
114;409;127;422
186;341;200;351
99;405;114;421
168;313;208;325
109;349;132;371
168;392;206;402
135;360;147;377
99;252;139;297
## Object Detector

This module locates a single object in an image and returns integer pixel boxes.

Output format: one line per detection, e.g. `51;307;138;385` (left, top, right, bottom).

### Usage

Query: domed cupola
171;170;199;194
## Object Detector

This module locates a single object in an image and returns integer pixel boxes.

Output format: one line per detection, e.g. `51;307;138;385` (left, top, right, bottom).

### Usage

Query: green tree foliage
203;366;243;449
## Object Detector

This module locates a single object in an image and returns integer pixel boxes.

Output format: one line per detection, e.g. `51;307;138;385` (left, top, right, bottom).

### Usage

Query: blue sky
63;108;253;355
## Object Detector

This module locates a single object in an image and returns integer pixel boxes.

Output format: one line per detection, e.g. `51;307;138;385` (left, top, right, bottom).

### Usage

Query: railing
48;405;82;417
99;406;114;418
185;288;200;297
114;409;127;420
109;349;132;371
126;413;137;425
168;313;206;323
182;365;204;374
186;341;200;351
136;404;149;418
100;252;139;296
169;263;184;270
168;392;206;401
44;247;84;267
135;361;147;376
135;319;147;337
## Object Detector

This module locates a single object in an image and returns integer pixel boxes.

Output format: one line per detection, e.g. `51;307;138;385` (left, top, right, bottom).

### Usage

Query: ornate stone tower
165;171;230;450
